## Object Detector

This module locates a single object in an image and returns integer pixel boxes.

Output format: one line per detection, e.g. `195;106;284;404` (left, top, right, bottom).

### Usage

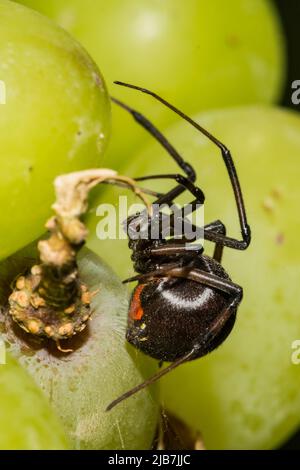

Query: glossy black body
127;254;236;362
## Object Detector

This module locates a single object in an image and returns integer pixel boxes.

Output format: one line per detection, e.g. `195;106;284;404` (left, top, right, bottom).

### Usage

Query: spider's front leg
114;82;251;250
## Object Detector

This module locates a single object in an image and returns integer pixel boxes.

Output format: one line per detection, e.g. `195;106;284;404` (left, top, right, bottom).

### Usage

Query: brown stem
8;169;150;342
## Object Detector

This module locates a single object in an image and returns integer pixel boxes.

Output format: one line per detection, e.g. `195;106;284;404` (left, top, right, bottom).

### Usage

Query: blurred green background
275;0;300;109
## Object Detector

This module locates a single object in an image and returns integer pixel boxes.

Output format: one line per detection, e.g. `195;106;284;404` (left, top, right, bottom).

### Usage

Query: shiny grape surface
18;0;285;166
0;0;110;260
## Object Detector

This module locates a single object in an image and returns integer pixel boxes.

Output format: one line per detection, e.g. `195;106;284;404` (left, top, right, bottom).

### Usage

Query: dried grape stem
8;169;150;341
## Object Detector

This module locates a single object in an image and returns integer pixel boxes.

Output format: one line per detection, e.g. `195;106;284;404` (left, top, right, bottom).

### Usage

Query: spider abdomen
126;257;237;362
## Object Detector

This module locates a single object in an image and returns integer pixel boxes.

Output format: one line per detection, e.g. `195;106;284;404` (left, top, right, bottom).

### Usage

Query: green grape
87;106;300;449
17;0;285;167
0;0;110;260
0;353;68;449
1;244;158;450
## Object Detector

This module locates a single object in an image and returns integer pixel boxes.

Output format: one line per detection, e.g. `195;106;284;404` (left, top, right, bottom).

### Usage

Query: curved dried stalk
8;169;150;343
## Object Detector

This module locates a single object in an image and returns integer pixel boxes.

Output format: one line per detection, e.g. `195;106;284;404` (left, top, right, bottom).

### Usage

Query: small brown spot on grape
226;34;240;47
276;233;285;245
262;197;275;212
92;71;103;90
272;186;283;200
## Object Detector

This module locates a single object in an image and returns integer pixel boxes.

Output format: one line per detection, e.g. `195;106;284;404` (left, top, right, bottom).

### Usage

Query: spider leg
146;243;203;257
154;201;228;254
102;179;164;198
111;96;195;206
111;97;195;181
124;266;242;298
204;219;226;233
114;82;251;250
135;173;204;205
111;98;226;250
145;219;227;262
125;174;204;241
204;220;227;263
106;348;196;411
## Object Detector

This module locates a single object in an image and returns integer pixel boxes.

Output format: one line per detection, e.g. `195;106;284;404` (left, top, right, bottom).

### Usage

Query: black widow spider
106;82;251;411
